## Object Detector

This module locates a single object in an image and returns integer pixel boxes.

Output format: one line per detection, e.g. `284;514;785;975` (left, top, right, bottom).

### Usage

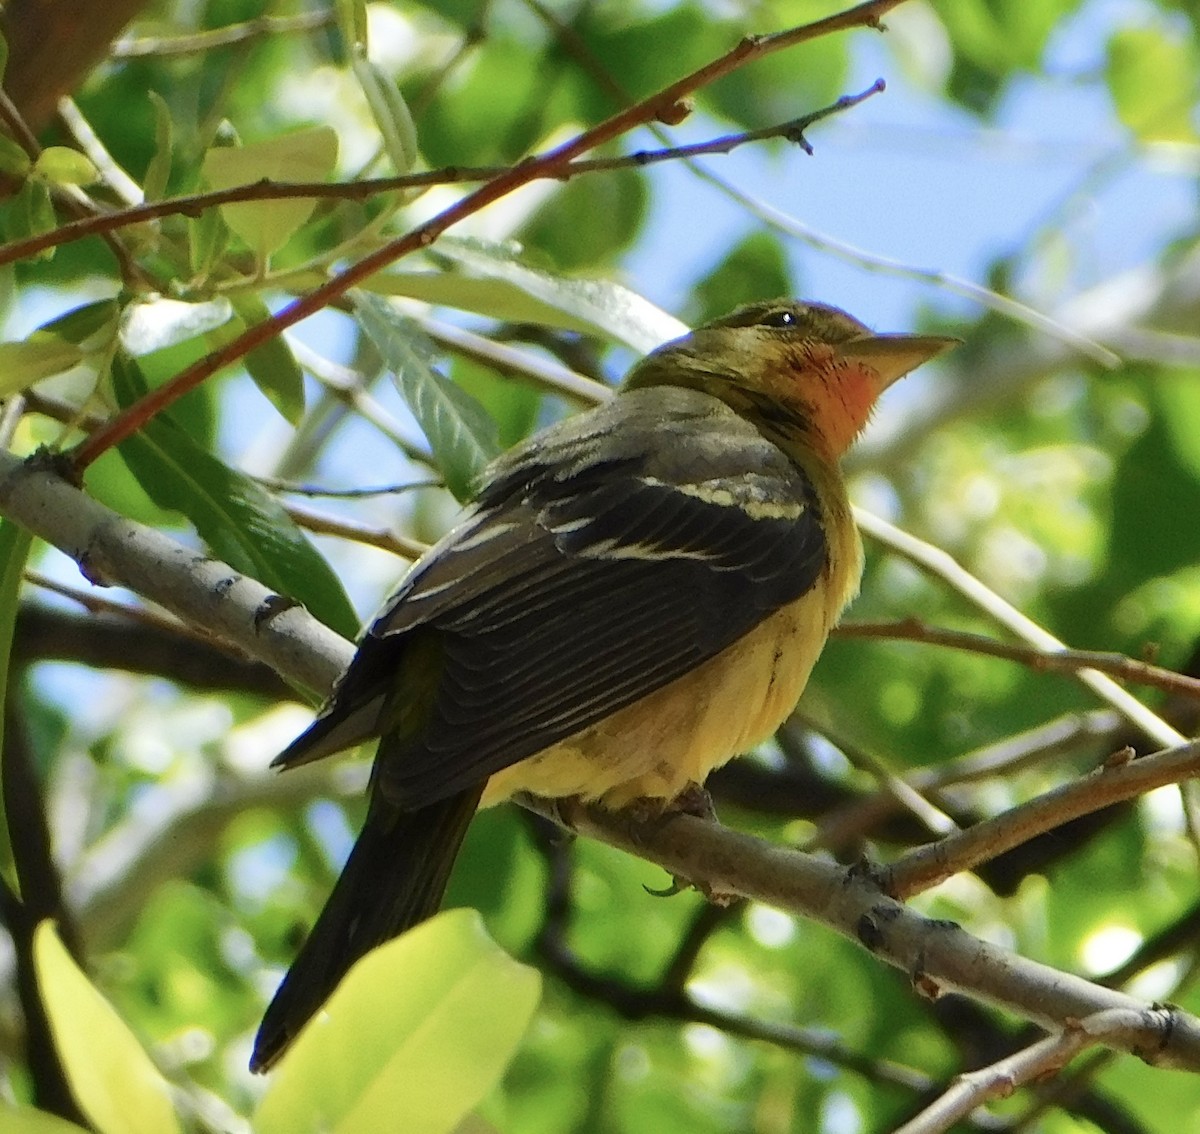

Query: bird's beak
836;334;960;392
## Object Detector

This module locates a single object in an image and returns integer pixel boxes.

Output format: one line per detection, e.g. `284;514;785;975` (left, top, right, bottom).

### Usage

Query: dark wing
276;386;828;809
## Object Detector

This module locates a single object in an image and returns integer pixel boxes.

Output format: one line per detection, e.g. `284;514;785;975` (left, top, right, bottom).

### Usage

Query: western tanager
251;299;955;1071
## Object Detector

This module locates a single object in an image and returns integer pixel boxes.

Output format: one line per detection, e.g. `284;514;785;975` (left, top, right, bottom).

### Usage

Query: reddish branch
67;0;906;471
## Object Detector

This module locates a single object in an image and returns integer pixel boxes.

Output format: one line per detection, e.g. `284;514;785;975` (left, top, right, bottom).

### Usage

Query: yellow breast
482;493;864;810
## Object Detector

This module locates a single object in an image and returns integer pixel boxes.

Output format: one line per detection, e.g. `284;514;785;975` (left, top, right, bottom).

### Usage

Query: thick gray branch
0;450;352;698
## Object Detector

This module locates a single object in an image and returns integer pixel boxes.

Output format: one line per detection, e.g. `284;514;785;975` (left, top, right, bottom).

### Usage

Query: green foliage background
3;0;1200;1131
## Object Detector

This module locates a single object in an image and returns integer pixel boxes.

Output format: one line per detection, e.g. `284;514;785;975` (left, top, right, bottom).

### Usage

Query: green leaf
355;291;500;501
372;237;686;354
109;356;358;639
41;298;120;346
32;147;99;187
0;133;31;177
187;198;229;279
690;231;791;327
0;336;83;395
518;166;647;271
335;0;369;53
353;56;420;173
226;292;305;425
33;921;184;1134
1107;25;1198;142
255;909;541;1134
8;180;57;255
0;1106;91;1134
201;126;339;261
143;91;173;201
0;520;32;895
119;295;233;356
0;299;120;396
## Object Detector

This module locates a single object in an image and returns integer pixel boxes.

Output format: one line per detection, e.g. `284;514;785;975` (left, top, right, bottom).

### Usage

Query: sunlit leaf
355;290;499;501
32;147;99;187
1107;25;1198;142
372;237;686;353
0;336;83;395
119;295;234;357
0;1106;91;1134
202;126;338;261
255;909;541;1134
33;921;183;1134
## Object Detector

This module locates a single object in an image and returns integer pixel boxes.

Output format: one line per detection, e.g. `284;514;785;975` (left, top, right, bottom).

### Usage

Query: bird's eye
760;309;796;329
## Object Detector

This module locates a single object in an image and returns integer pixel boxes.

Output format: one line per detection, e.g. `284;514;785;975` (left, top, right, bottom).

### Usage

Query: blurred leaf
33;921;184;1134
451;355;540;449
119;295;233;356
336;0;369;52
353;56;420;173
0;520;32;893
202;126;338;261
372;236;686;353
224;292;306;425
575;4;728;106
939;0;1081;111
255;909;541;1134
706;38;847;127
416;38;546;167
32;147;99;188
0;1107;91;1134
0;134;31;177
1107;25;1199;142
110;355;358;638
8;180;58;255
41;298;120;346
355;291;499;501
0;336;83;395
689;230;792;326
519;167;647;271
143;91;173;201
187;199;228;279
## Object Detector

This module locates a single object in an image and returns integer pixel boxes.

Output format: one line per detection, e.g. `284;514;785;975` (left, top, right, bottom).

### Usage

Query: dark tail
250;782;484;1072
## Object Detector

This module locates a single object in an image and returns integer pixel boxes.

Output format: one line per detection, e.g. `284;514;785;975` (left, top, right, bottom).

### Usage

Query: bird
250;298;956;1071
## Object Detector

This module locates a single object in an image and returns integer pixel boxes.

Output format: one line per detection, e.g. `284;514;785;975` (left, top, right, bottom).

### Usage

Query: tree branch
66;1;906;468
885;741;1200;899
893;1008;1169;1134
4;448;1200;1074
835;618;1200;700
519;793;1200;1072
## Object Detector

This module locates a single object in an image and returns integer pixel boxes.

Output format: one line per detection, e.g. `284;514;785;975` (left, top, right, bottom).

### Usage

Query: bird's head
623;299;958;463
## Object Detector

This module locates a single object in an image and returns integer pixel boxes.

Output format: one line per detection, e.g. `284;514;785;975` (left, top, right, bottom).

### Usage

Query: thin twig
0;87;884;269
690;169;1120;368
835;618;1200;699
892;1008;1172;1134
519;0;1119;369
255;476;443;500
281;500;428;561
854;508;1185;749
69;20;899;469
56;97;143;205
110;10;335;57
412;312;612;407
885;740;1200;899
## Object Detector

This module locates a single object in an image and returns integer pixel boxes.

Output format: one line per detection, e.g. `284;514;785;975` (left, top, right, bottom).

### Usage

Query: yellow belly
482;575;846;809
